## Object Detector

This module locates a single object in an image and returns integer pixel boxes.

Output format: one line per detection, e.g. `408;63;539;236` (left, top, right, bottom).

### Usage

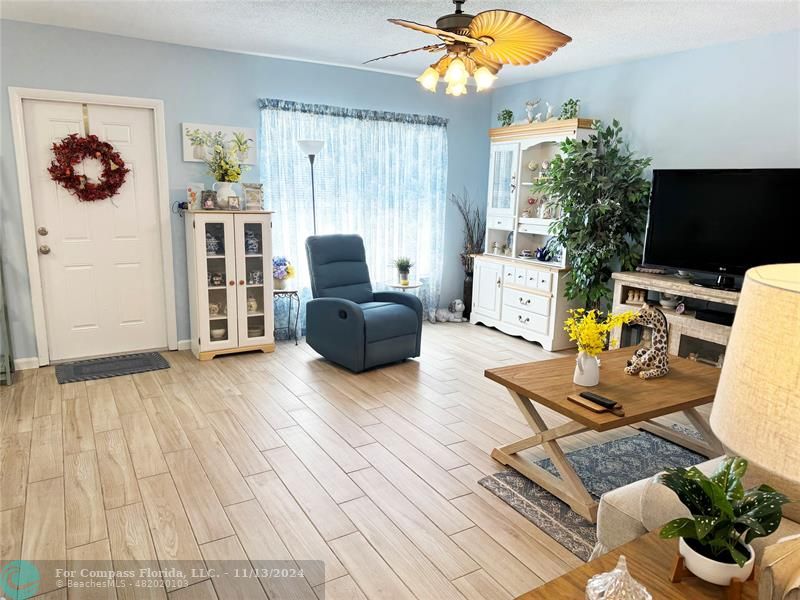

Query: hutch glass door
488;143;518;215
234;214;273;347
198;216;238;350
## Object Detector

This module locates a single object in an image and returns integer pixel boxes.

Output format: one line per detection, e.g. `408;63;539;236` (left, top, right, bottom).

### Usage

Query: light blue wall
491;30;800;169
0;19;491;359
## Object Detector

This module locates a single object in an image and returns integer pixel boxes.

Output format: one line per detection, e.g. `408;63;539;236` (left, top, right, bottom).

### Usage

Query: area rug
55;352;169;384
478;431;704;561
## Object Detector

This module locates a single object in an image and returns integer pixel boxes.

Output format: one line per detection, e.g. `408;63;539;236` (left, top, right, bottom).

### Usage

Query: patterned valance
258;98;448;127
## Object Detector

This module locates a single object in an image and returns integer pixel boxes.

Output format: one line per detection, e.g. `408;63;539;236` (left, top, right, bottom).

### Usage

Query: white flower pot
212;181;238;210
273;278;286;290
573;351;600;386
679;538;754;586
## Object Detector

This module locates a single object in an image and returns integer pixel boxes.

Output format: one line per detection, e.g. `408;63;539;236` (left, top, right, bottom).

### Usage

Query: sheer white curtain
259;99;448;334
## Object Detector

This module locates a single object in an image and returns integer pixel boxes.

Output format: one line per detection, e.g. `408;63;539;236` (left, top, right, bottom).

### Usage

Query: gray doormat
478;431;704;561
55;352;170;384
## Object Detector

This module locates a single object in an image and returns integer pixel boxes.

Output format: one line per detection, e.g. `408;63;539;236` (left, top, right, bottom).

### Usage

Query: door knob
38;245;51;255
38;227;49;236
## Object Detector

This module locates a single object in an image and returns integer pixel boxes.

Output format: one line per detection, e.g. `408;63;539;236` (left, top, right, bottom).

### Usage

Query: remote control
579;391;617;409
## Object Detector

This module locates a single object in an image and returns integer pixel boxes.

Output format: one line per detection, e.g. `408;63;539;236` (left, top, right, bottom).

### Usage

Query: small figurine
434;300;467;323
527;161;538;173
492;241;500;255
586;556;651;600
533;112;542;123
521;209;531;218
624;304;670;379
524;99;540;124
545;102;555;121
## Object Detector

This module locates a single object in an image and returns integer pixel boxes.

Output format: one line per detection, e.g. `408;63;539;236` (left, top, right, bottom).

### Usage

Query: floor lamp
297;140;324;235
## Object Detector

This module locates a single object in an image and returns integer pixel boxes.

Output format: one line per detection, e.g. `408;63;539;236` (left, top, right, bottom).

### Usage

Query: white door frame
8;87;178;366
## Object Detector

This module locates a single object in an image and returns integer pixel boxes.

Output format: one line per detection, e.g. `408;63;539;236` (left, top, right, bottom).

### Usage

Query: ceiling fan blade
363;44;445;65
469;10;571;66
388;18;486;46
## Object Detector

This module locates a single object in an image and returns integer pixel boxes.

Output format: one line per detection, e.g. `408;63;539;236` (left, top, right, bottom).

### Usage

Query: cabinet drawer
501;306;549;335
503;265;516;284
488;215;514;231
503;288;550;317
513;267;527;286
537;271;552;292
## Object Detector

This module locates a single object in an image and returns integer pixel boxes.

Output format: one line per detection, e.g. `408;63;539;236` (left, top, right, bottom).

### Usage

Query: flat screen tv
642;168;799;289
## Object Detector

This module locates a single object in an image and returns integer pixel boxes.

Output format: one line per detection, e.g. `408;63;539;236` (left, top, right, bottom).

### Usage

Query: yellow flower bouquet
564;308;635;357
565;308;636;386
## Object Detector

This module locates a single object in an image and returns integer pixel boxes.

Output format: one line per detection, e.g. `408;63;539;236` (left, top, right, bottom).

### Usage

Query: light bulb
474;66;498;91
416;67;440;92
444;57;467;84
446;82;467;97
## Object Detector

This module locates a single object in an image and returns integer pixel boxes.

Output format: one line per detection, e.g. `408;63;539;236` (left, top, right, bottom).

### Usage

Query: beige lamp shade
709;263;800;483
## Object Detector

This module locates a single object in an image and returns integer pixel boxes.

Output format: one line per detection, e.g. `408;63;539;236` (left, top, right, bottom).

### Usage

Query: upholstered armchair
305;234;422;373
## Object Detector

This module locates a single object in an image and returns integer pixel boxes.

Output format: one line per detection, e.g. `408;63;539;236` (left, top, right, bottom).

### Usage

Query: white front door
22;99;168;361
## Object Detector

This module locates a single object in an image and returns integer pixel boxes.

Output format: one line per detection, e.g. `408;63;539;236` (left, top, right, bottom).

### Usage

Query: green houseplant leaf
658;457;793;568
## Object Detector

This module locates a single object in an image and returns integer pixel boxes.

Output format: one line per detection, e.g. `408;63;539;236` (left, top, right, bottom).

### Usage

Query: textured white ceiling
2;0;798;85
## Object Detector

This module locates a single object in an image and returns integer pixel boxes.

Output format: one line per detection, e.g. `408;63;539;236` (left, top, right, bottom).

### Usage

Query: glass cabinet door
488;143;518;215
234;214;273;347
196;215;238;350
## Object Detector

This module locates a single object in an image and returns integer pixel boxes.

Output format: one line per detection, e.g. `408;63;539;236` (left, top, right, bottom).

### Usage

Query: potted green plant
535;120;652;308
451;191;485;319
394;257;413;286
559;98;580;119
658;457;791;586
497;109;514;127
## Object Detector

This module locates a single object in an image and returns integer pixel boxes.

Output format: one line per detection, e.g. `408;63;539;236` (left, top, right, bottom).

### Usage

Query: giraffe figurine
624;303;670;379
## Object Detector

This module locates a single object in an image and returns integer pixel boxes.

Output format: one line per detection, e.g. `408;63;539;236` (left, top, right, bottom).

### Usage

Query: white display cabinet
471;119;595;351
185;210;275;360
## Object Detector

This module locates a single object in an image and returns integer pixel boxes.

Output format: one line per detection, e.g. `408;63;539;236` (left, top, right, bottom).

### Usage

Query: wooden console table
517;531;757;599
485;350;723;523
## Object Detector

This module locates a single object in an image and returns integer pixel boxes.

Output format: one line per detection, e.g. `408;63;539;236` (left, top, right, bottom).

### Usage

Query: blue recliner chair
305;234;422;373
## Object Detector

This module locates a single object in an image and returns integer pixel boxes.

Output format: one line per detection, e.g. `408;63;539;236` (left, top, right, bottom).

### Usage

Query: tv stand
690;273;739;292
611;271;740;355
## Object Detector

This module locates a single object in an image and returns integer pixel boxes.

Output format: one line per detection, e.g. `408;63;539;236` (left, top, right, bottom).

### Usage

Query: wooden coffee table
485;349;724;522
517;531;757;599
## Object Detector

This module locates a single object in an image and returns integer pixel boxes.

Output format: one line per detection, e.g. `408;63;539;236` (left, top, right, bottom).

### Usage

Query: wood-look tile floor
1;323;696;599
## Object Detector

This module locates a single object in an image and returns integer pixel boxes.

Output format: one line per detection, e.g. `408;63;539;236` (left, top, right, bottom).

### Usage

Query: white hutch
185;210;275;360
470;119;595;351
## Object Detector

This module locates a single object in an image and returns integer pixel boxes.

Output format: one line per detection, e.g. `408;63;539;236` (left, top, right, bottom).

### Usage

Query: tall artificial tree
536;120;652;308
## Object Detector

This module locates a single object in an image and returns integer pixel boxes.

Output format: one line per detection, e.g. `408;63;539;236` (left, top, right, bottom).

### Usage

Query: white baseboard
14;357;39;370
177;339;192;351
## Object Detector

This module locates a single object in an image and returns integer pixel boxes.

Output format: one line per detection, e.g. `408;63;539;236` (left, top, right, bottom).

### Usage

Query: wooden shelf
612;271;739;306
206;255;225;259
245;254;262;258
489;118;596;142
208;286;226;290
209;315;227;321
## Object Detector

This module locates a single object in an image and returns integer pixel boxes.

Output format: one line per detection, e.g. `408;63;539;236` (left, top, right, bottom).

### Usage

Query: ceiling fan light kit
368;0;571;96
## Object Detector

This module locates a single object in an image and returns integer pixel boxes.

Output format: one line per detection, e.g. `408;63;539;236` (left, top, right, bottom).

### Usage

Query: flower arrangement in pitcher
272;256;296;290
564;308;635;356
565;309;635;386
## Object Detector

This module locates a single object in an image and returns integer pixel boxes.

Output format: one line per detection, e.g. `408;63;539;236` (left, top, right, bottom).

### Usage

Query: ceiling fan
365;0;571;96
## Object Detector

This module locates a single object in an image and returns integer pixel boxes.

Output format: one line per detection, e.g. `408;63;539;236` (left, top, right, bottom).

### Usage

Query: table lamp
709;263;800;482
297;139;324;235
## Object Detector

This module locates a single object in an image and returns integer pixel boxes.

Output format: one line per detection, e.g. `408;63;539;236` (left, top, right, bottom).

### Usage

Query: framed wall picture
182;123;257;164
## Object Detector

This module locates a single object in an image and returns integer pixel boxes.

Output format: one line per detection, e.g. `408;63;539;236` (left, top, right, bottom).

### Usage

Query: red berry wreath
47;133;130;201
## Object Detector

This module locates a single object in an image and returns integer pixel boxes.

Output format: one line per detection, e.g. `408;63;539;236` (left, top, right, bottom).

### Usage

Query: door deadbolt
38;245;51;255
38;226;49;236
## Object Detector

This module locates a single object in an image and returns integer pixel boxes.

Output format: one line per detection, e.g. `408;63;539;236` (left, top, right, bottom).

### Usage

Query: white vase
212;181;238;210
573;351;600;386
679;538;754;586
273;278;286;290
